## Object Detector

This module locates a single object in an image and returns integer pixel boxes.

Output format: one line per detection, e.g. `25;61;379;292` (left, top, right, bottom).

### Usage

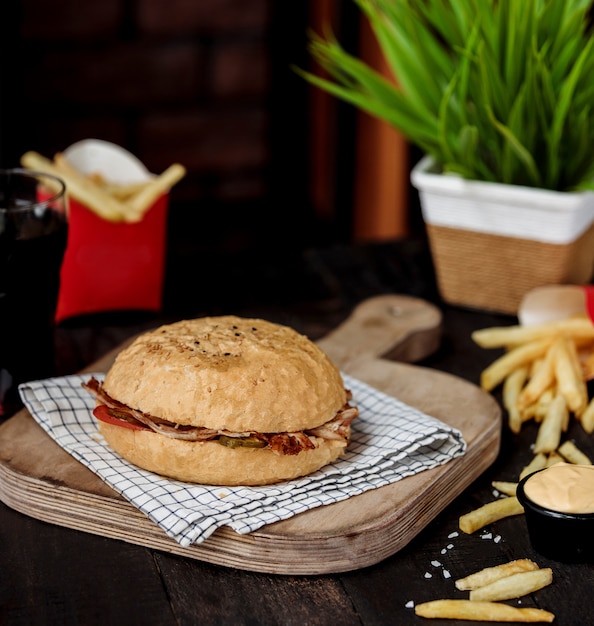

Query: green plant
297;0;594;191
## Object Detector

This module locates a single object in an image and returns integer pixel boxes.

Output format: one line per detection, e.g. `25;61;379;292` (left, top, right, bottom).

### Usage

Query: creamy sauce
524;463;594;514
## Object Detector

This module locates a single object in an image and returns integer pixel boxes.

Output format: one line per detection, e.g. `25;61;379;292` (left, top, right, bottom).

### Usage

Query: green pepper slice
218;435;266;449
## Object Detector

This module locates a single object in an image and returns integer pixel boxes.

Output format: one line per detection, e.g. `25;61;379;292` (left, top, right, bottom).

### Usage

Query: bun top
103;315;347;433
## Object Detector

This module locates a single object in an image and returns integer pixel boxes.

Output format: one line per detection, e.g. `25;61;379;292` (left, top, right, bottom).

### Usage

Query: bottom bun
99;422;347;486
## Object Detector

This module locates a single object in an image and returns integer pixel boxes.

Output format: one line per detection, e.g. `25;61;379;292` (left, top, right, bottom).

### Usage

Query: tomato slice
93;405;148;431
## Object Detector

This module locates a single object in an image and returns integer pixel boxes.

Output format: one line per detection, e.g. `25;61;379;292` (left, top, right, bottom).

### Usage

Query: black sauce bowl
517;470;594;563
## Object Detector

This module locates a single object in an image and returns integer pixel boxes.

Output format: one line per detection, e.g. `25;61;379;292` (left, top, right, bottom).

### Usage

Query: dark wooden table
1;237;592;625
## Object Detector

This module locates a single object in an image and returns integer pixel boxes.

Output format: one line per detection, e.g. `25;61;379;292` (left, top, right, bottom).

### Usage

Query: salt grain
440;548;447;554
431;560;441;567
480;532;492;540
446;543;454;550
494;535;502;543
424;572;432;578
448;531;459;539
443;569;451;579
405;600;414;609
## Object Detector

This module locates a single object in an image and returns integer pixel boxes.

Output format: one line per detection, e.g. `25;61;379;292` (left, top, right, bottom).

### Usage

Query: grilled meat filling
82;377;358;455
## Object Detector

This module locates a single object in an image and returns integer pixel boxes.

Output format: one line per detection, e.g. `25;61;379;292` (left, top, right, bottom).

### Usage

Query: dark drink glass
0;169;68;419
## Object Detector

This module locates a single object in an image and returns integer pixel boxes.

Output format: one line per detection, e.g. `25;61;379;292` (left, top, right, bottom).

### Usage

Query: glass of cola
0;169;68;419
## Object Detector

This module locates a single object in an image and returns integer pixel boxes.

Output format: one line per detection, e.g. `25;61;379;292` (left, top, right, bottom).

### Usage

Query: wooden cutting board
0;295;501;575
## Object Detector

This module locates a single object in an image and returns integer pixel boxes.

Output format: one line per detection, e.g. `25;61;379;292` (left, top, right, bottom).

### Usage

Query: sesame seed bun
103;315;347;433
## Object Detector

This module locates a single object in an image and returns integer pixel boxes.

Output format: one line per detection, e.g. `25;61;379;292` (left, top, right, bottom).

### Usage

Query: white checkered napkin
19;373;466;547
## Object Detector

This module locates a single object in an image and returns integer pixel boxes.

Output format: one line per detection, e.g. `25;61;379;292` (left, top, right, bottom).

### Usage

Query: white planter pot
411;156;594;315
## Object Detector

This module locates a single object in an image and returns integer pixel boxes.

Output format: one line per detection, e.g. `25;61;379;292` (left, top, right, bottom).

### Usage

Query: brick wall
1;0;324;254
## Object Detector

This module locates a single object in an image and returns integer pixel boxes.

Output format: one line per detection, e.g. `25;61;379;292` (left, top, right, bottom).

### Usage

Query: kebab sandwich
83;315;358;485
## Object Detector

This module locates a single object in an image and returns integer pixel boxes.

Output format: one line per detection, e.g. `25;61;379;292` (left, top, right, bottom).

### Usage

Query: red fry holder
50;139;169;322
55;193;167;322
584;286;594;323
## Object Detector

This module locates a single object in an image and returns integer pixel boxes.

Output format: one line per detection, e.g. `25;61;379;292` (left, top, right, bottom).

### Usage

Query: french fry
86;171;107;186
520;402;538;424
100;180;150;201
480;338;552;392
517;345;555;410
472;317;594;348
534;388;555;423
414;599;554;622
581;349;594;380
503;366;528;433
558;440;592;465
459;496;524;534
553;336;588;416
491;481;518;497
533;393;567;454
455;559;539;591
529;357;544;376
126;163;186;221
564;337;589;413
580;396;594;434
519;453;548;480
561;398;571;432
469;568;553;602
507;406;522;433
503;365;528;410
21;151;129;222
545;451;564;467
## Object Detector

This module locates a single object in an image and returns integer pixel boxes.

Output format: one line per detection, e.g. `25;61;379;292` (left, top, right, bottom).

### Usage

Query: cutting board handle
316;295;442;370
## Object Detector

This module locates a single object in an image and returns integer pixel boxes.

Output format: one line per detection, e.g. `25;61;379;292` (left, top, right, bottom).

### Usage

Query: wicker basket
411;157;594;315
